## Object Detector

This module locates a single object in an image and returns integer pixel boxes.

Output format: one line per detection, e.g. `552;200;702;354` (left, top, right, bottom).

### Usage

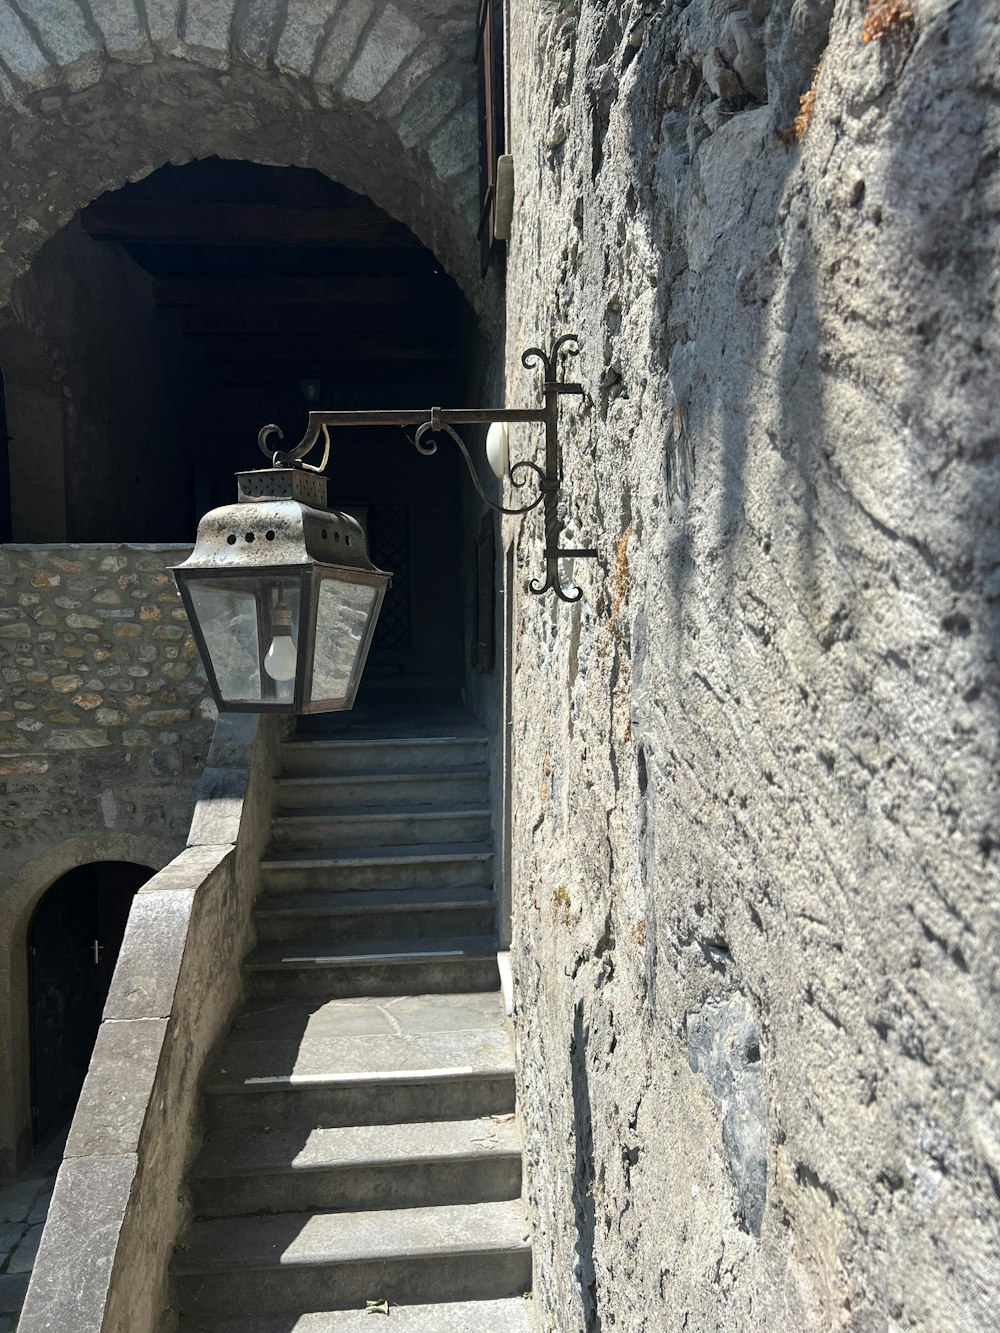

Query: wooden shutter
476;0;506;277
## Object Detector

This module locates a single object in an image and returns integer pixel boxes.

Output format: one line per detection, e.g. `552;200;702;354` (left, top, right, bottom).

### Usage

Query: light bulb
263;600;297;682
486;421;509;479
264;633;297;681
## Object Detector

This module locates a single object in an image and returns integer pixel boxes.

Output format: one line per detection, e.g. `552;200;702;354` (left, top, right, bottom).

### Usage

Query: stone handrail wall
15;709;285;1333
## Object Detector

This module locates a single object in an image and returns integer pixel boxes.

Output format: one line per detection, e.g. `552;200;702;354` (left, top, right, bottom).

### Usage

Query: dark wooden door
28;862;150;1146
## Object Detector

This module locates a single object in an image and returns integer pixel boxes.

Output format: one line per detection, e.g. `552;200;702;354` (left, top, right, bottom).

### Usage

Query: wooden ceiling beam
81;200;420;248
213;359;457;386
202;340;455;365
153;276;453;308
180;306;459;339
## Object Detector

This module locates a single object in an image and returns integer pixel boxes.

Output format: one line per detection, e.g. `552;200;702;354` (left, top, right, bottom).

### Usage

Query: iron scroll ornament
407;410;544;517
257;334;598;603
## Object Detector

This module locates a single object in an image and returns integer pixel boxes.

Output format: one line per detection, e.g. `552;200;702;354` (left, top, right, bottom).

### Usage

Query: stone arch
0;1;486;307
0;830;176;1179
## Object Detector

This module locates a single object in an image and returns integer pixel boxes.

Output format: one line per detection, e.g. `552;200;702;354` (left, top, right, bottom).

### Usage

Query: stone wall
503;1;999;1330
0;542;214;1176
16;712;284;1333
0;544;212;816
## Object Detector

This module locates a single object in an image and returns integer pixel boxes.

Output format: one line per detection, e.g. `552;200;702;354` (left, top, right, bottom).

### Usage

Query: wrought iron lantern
175;333;596;717
173;466;390;714
258;333;598;603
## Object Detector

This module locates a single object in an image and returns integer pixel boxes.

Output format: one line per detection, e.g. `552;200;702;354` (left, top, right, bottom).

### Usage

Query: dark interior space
4;157;475;699
74;158;468;530
28;861;154;1147
0;367;9;542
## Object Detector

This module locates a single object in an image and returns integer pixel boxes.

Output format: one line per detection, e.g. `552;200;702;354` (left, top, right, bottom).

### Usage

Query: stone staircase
172;717;534;1332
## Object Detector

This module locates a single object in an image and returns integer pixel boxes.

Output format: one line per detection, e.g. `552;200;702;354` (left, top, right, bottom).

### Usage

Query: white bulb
263;632;297;681
486;421;509;480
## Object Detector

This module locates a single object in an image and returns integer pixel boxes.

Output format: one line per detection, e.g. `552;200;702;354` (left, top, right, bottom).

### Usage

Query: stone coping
15;711;285;1333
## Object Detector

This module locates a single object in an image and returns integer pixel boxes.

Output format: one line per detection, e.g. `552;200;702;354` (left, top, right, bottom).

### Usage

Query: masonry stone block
426;103;476;181
11;0;91;68
340;3;422;101
274;0;336;76
66;1019;168;1158
372;37;440;118
15;1155;134;1333
143;0;179;44
181;0;235;66
314;0;374;96
151;747;183;775
103;891;193;1020
397;74;463;148
89;0;148;61
41;728;110;750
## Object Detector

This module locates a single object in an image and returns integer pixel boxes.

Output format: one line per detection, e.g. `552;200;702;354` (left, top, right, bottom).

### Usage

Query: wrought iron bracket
257;333;598;603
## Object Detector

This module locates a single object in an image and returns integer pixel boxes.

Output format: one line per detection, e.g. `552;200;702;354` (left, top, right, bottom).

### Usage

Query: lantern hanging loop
257;422;331;473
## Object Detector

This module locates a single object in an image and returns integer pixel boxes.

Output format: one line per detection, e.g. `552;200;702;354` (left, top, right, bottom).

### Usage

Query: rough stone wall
0;542;213;1177
0;543;212;864
0;0;484;303
503;1;999;1330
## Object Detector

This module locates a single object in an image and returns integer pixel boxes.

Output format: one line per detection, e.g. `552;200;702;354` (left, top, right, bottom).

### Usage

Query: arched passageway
28;861;153;1146
4;155;474;698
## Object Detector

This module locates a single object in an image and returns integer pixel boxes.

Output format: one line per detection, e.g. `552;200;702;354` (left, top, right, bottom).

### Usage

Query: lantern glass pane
311;576;377;704
187;575;302;704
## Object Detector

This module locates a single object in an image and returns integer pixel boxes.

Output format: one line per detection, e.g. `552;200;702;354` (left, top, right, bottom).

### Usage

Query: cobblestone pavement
0;1134;64;1331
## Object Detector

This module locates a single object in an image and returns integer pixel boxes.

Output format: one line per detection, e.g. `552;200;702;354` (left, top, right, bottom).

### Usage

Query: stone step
280;735;488;777
260;843;494;893
254;886;497;944
274;768;490;811
269;806;491;852
174;1200;532;1317
203;993;515;1129
191;1116;522;1217
179;1296;536;1332
244;938;499;1000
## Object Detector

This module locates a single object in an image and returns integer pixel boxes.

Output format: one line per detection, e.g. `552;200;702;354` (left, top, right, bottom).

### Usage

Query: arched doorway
28;861;153;1147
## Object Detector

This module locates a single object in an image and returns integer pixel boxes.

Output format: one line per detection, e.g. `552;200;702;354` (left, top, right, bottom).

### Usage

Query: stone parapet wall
16;713;284;1333
0;544;213;869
